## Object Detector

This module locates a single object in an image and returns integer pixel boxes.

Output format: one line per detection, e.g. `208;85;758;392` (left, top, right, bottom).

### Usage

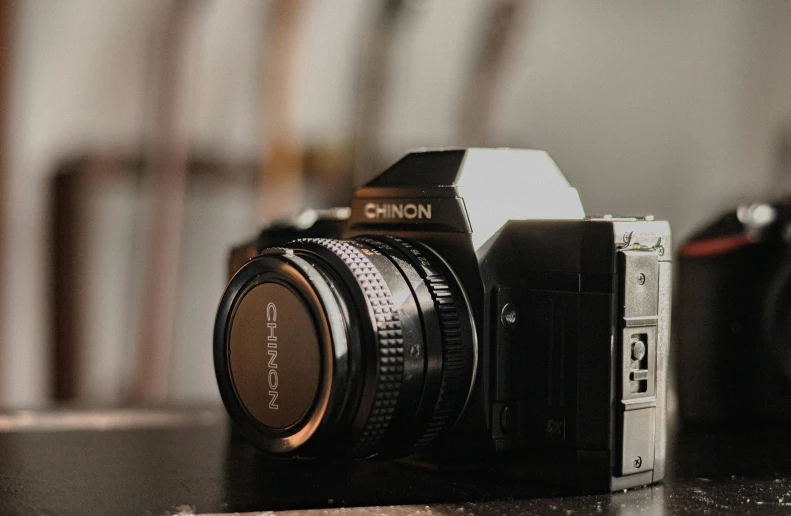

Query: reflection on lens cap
229;282;321;429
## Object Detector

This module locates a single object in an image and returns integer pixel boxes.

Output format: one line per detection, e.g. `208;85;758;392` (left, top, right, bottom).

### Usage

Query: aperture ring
416;274;465;447
296;238;404;456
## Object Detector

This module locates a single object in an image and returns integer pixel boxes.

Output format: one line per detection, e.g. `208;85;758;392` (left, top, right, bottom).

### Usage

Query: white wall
4;0;791;407
381;1;791;238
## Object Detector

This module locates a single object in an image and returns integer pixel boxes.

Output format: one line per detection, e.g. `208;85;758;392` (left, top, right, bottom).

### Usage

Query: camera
677;200;791;425
214;148;671;493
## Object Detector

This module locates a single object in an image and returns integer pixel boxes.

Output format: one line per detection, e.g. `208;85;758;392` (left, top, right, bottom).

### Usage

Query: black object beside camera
677;201;791;426
215;148;672;493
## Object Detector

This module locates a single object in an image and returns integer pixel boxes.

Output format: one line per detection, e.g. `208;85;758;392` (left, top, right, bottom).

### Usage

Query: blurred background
1;0;791;409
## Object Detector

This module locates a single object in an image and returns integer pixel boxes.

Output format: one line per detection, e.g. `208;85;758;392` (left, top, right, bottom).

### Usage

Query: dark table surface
0;407;788;515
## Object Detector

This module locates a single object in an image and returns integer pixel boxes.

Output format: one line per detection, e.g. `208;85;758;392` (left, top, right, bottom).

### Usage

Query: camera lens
214;237;477;458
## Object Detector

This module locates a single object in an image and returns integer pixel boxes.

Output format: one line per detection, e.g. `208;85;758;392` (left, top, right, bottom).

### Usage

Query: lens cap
229;282;321;430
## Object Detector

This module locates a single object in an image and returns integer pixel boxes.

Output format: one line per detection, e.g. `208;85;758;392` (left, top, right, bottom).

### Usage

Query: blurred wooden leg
0;0;13;404
130;0;196;404
459;0;527;147
259;0;306;224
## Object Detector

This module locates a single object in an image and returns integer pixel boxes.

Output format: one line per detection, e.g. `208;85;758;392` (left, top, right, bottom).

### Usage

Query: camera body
677;201;791;425
218;149;671;493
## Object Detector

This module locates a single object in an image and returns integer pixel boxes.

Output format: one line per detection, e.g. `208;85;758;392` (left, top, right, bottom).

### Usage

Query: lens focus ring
298;238;405;455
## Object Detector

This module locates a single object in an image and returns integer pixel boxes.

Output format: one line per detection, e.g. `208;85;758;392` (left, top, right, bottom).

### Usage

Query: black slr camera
215;148;671;493
677;200;791;425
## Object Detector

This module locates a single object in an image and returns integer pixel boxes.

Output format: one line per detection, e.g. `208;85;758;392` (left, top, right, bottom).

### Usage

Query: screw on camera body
500;303;519;329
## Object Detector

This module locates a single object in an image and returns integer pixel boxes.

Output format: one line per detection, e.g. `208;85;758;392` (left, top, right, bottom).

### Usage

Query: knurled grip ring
297;238;404;455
